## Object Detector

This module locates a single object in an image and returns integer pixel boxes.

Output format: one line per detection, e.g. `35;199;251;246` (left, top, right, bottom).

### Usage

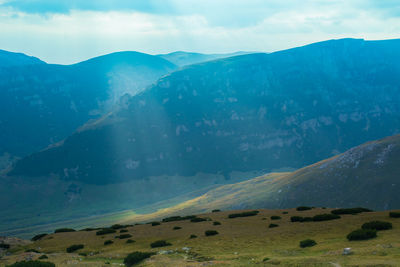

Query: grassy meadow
1;208;400;266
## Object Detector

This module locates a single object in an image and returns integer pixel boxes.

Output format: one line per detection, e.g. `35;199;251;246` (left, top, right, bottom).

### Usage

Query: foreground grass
1;208;400;266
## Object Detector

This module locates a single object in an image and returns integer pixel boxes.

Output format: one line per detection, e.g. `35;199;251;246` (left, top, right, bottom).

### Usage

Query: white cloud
0;1;399;64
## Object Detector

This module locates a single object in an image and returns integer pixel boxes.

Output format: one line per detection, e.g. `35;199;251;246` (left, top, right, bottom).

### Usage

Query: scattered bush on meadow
269;224;279;228
150;240;171;248
110;224;127;230
25;249;39;253
190;217;207;223
299;239;317;248
173;226;182;230
362;221;392;231
270;216;281;220
162;215;196;222
151;222;161;226
96;228;116;235
290;216;305;222
312;214;341;221
347;229;377;241
104;240;113;245
0;243;10;249
66;244;84;253
228;211;259;218
296;206;312;211
123;251;155;267
31;234;47;242
205;230;219;236
389;211;400;218
189;234;197;239
54;228;75;233
119;229;128;233
213;221;221;225
126;239;136;244
116;234;132;239
331;208;372;215
282;211;288;214
212;209;221;213
78;252;87;256
38;255;48;260
6;260;55;267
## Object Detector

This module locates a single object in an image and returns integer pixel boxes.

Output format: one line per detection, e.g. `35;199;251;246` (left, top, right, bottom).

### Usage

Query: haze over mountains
1;38;400;237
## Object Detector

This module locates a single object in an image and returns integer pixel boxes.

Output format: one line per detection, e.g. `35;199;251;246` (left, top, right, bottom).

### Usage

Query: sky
0;0;399;64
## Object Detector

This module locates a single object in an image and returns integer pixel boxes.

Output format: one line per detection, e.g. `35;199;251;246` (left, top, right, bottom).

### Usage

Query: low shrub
347;229;377;241
110;224;126;230
213;221;221;225
126;239;136;244
331;208;372;215
96;228;116;235
189;234;197;239
25;249;39;253
123;251;155;267
104;240;113;245
150;240;171;248
282;211;288;214
362;221;392;231
6;260;55;267
66;244;84;253
312;214;341;221
262;257;270;262
269;224;278;228
116;234;132;239
290;216;304;222
78;252;87;256
296;206;312;211
173;226;182;230
119;229;128;233
80;228;97;231
389;211;400;218
212;209;221;212
151;222;161;226
31;234;47;242
0;243;10;249
190;217;207;222
162;215;196;222
228;211;259;218
38;255;48;260
54;228;75;233
205;230;219;236
300;239;317;248
270;216;281;220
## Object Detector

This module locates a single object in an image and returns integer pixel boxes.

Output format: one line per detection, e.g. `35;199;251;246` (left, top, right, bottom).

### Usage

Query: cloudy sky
0;0;399;64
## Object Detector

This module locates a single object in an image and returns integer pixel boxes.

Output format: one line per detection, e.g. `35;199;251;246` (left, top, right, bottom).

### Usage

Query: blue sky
0;0;399;64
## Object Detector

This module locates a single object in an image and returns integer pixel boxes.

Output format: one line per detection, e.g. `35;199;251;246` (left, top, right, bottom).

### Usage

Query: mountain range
1;38;400;237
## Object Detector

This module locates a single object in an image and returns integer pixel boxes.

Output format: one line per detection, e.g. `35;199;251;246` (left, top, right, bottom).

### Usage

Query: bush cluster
66;244;84;253
296;206;312;211
190;234;197;239
269;224;278;228
347;229;377;241
291;214;340;222
151;222;161;226
190;217;207;222
173;226;182;230
362;221;392;231
110;224;128;230
96;228;116;235
6;261;55;267
270;216;281;220
205;230;219;236
212;209;221;213
162;215;196;222
389;211;400;218
126;239;136;244
0;243;10;249
120;229;128;233
38;255;48;260
104;240;113;245
213;221;221;226
150;240;171;248
116;234;132;239
54;228;76;233
228;211;259;218
123;251;155;267
25;249;39;253
299;239;317;248
31;233;47;242
331;207;372;215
